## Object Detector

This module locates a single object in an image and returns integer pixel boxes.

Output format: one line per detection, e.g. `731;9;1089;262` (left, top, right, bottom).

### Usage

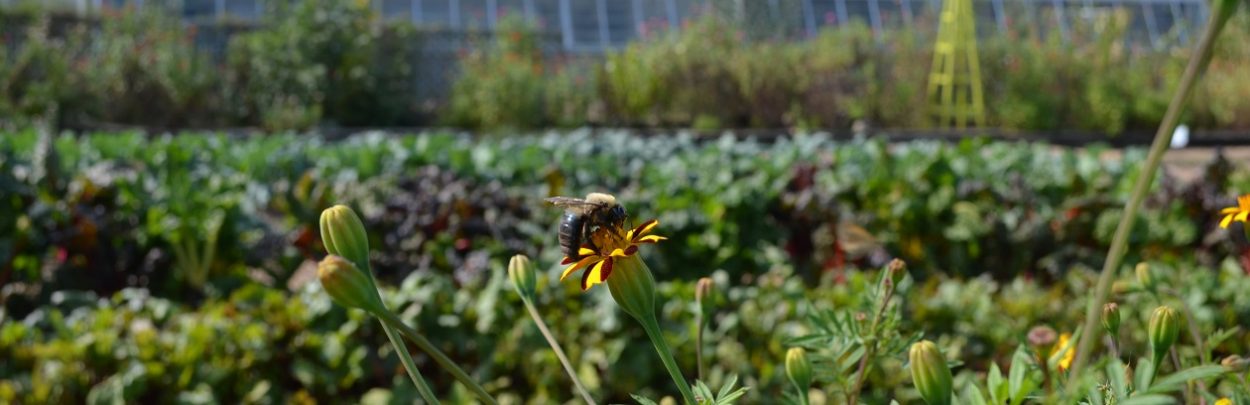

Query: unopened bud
508;254;537;303
1103;303;1121;337
318;255;385;314
1136;263;1155;292
1027;325;1058;349
1148;306;1181;365
1221;355;1249;372
887;258;907;286
695;277;714;303
320;205;371;271
785;347;813;391
606;256;657;321
909;340;952;405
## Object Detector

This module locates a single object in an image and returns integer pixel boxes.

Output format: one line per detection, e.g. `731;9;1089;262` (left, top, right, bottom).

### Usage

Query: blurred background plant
4;5;1250;134
1;129;1248;402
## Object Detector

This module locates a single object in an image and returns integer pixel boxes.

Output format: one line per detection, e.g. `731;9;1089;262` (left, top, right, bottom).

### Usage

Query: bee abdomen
558;212;584;259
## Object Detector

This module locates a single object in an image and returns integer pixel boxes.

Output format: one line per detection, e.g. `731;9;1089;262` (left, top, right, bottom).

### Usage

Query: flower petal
1221;207;1241;214
629;220;659;241
578;247;597;257
1221;214;1235;229
599;258;614;282
608;248;628;257
561;256;600;281
1236;211;1249;222
583;260;608;290
625;245;638;255
634;235;667;244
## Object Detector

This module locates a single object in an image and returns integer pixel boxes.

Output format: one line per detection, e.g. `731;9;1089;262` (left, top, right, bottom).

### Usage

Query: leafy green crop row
1;129;1248;402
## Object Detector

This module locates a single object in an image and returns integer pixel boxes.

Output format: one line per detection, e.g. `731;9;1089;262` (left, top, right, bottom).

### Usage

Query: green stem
793;383;810;405
379;321;440;404
640;316;696;404
378;311;499;405
523;300;598;405
1065;0;1234;390
696;309;706;382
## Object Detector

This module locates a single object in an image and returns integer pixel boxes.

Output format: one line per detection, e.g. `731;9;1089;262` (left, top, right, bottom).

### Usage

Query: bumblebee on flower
547;193;666;291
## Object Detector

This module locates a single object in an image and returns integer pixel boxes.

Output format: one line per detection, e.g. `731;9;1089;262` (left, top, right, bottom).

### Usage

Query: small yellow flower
1049;333;1075;372
1219;195;1250;228
1214;398;1232;405
560;219;666;291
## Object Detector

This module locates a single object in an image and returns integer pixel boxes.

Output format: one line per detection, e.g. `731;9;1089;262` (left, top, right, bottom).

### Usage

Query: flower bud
318;255;385;315
1148;306;1181;364
607;256;656;321
909;340;952;405
1221;355;1249;372
785;347;813;391
1027;325;1057;349
695;277;714;316
887;258;907;287
320;205;371;271
508;254;538;303
1136;262;1155;292
1102;303;1121;338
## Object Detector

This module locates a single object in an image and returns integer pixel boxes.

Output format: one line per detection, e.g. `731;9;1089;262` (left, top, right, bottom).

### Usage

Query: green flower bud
318;255;385;315
887;258;908;287
785;347;813;391
695;277;714;315
320;205;371;272
1102;303;1121;337
508;254;537;303
1136;263;1155;292
909;340;953;405
607;255;656;322
1148;306;1181;364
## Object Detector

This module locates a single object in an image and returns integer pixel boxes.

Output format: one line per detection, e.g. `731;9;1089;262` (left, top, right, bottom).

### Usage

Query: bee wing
545;196;595;207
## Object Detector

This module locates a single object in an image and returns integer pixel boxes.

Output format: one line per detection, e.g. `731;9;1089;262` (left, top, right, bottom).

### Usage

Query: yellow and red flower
559;219;666;291
1219;194;1250;228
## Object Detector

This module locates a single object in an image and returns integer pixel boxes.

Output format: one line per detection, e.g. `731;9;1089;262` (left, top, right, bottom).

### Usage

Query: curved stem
640;316;696;404
523;300;598;405
1065;0;1234;390
380;322;441;404
378;311;499;405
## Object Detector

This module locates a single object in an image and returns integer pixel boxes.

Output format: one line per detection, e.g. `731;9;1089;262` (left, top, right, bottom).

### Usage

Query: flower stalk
1067;0;1242;385
509;255;597;405
320;206;440;405
610;256;696;404
847;259;904;405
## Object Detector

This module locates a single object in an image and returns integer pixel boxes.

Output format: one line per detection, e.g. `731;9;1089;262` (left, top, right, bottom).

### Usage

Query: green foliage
1;130;1249;402
227;0;416;131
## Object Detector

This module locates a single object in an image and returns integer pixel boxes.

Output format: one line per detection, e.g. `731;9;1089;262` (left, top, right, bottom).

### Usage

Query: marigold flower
1219;194;1250;228
1214;398;1232;405
1049;333;1076;372
559;219;666;291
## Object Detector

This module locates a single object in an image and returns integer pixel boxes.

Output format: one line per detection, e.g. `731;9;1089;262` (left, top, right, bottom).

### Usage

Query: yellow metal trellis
927;0;987;129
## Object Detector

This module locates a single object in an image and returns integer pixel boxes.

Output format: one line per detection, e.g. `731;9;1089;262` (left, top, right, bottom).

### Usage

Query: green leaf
1009;347;1030;403
1135;357;1155;391
963;383;989;405
989;362;1006;405
1120;394;1177;405
631;394;660;405
1106;359;1129;400
1144;365;1226;395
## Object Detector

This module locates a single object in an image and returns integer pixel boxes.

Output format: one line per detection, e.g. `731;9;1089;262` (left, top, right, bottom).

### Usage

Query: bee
546;193;628;260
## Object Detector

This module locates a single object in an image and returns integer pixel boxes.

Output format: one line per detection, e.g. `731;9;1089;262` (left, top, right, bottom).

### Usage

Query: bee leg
583;225;601;255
